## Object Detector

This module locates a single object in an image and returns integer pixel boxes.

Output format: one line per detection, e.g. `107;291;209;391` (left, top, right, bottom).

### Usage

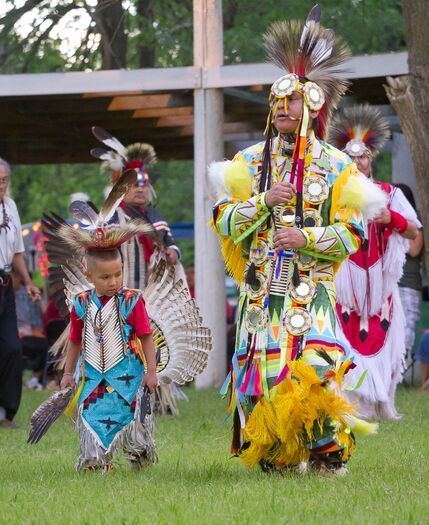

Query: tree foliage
0;0;405;73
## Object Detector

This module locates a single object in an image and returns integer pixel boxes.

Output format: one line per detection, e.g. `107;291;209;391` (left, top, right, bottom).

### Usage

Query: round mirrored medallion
303;209;322;228
284;308;312;336
246;271;267;300
271;73;299;97
278;206;296;227
303;175;329;205
251;239;269;266
246;305;267;333
290;276;316;304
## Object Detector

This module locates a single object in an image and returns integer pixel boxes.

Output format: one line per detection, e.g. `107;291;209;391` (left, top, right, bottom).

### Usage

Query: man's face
0;165;9;200
272;92;304;134
123;184;151;207
351;154;372;177
86;257;123;297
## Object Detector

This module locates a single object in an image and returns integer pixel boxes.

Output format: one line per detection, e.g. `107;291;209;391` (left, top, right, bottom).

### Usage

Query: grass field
0;386;428;525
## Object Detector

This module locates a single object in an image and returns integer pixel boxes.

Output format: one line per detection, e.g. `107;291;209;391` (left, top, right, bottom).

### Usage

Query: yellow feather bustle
224;161;252;201
338;174;369;211
239;358;376;467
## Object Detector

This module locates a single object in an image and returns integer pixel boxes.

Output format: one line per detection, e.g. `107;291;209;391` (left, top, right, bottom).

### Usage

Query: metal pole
193;0;227;388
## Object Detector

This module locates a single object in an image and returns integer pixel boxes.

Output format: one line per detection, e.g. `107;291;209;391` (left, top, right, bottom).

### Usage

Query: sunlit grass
0;386;428;525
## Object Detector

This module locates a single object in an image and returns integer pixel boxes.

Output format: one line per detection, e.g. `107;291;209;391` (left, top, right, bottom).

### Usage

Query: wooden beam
108;94;171;111
204;52;409;88
0;52;407;99
82;90;144;98
156;115;194;127
0;66;200;97
133;106;193;118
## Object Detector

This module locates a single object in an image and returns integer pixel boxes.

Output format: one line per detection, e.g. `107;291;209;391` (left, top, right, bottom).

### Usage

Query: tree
0;0;406;73
384;0;429;269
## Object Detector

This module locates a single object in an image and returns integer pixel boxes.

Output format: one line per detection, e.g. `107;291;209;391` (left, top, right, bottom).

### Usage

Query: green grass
0;386;428;525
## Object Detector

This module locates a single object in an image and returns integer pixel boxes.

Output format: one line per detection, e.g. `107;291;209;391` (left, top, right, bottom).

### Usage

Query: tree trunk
384;0;429;269
94;0;127;69
136;0;155;68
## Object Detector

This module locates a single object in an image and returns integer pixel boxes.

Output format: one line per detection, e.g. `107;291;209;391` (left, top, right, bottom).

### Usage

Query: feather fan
28;388;73;444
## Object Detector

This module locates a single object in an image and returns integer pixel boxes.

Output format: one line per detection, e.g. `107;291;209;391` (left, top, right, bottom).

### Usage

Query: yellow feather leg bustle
240;359;361;467
239;398;277;466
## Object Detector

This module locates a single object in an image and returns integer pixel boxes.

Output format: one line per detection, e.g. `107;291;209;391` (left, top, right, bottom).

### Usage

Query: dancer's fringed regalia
330;105;421;420
30;170;212;471
211;4;380;475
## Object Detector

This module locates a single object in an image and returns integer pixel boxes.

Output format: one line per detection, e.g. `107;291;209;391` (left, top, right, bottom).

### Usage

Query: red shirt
69;295;152;343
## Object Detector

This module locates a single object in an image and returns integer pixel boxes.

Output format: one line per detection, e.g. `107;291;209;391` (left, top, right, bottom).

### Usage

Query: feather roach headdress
329;104;390;158
45;169;158;254
90;126;157;185
264;3;351;139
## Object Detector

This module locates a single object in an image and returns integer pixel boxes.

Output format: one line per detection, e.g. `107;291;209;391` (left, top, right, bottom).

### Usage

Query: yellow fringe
219;236;247;284
240;359;364;467
209;217;247;284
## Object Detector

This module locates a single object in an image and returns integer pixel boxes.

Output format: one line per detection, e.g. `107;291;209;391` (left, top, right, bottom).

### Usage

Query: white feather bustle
208;160;232;199
357;175;388;220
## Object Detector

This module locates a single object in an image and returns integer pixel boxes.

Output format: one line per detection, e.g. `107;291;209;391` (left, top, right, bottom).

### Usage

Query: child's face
86;257;123;297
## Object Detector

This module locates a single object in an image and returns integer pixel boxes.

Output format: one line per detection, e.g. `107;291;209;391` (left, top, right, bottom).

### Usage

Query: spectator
0;157;40;429
415;331;429;391
11;270;48;391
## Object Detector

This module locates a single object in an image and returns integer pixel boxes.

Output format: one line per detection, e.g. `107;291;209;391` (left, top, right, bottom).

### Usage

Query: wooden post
193;0;227;388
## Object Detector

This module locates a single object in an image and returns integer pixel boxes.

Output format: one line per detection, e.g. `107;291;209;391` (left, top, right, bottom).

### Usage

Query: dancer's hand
60;373;75;390
273;228;307;251
265;182;296;208
372;208;391;224
142;371;157;393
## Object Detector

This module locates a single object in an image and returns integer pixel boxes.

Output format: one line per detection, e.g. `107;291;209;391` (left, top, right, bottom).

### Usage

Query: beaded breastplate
83;296;125;374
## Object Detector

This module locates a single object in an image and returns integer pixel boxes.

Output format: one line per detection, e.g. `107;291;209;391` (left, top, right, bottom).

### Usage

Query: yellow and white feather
338;173;388;221
209;160;252;201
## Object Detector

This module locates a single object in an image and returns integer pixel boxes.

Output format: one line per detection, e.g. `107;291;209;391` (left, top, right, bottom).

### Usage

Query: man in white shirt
0;158;40;429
